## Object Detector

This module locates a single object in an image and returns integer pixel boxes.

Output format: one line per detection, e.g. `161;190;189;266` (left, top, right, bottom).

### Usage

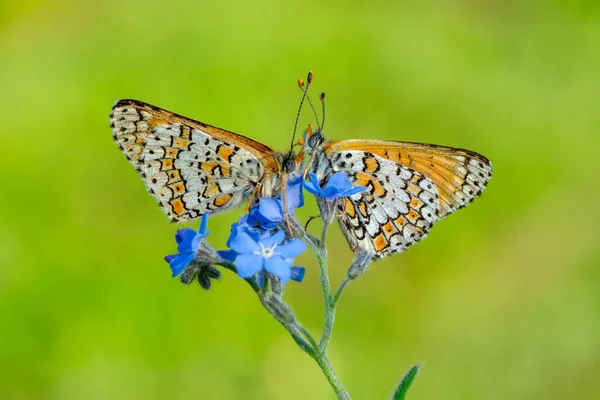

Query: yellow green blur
1;1;599;398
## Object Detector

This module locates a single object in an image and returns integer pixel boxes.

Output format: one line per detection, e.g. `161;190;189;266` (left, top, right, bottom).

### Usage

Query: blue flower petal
235;254;264;278
250;204;280;230
321;185;340;199
328;172;353;192
262;230;286;249
304;172;366;200
290;266;306;283
277;239;306;259
236;214;259;232
198;212;209;235
169;252;195;277
164;254;177;263
304;173;323;195
226;220;260;248
341;185;367;197
217;249;237;263
177;229;200;253
285;174;305;213
191;233;208;252
225;223;239;247
258;198;284;221
264;255;291;283
175;228;195;245
229;231;261;254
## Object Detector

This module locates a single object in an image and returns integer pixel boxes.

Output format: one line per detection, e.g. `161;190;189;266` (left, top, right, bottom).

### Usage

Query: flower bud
347;251;373;280
266;295;296;324
270;274;285;296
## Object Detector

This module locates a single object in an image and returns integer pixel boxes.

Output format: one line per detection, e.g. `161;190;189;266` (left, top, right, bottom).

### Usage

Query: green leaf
391;363;421;400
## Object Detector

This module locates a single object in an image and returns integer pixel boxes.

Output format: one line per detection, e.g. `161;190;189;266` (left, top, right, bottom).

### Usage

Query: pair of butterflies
110;88;491;259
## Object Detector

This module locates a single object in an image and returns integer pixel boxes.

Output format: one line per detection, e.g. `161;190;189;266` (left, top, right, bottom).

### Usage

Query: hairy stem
315;352;351;400
333;277;351;307
256;292;317;358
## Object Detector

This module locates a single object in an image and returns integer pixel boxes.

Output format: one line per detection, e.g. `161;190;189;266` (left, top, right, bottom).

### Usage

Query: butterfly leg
303;215;321;232
302;151;318;180
280;174;295;238
243;183;262;214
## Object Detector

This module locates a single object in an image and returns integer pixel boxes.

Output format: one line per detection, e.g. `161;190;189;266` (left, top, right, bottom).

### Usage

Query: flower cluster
218;174;306;285
163;171;366;288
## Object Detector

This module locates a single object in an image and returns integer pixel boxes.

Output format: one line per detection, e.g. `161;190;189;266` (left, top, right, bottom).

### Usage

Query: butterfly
111;78;491;260
110;99;300;221
304;129;492;258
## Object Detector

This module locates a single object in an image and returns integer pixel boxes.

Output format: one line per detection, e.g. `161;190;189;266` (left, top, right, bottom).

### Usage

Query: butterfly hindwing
110;99;279;221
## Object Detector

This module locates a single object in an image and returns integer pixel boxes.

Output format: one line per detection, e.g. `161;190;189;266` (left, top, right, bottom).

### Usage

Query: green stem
256;292;317;358
315;352;351;400
332;277;351;307
296;322;320;350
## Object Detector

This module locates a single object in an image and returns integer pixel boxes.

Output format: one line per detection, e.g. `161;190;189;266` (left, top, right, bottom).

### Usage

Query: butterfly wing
320;139;492;258
110;99;280;221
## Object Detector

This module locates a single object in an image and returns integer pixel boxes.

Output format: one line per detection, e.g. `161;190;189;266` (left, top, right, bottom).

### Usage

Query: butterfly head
306;127;325;150
282;150;298;174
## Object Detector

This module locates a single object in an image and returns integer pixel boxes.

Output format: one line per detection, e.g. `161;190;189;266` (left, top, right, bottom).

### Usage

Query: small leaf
391;363;421;400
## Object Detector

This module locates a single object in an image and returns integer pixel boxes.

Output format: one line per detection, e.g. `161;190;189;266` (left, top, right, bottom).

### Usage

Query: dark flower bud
179;241;225;290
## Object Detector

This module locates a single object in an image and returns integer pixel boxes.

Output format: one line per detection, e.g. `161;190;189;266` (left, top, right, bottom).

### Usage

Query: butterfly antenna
290;72;312;151
290;71;323;150
302;83;322;133
319;92;326;130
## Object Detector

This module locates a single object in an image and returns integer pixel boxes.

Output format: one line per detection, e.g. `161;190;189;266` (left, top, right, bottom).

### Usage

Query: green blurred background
1;0;599;398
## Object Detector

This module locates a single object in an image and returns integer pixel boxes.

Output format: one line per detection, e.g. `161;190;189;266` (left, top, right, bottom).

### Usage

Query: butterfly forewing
321;139;492;258
110;99;279;221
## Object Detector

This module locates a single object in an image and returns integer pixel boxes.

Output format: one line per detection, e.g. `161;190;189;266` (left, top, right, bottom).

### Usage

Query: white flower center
258;243;276;259
262;248;274;257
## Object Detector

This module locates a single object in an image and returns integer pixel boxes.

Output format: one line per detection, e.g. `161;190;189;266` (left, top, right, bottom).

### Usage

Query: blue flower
304;172;367;200
250;198;285;230
248;174;305;230
229;229;306;283
217;217;265;262
164;212;210;277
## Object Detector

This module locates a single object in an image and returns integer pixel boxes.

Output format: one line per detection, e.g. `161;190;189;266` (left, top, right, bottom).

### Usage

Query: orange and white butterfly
304;129;492;259
110;99;301;221
111;85;491;260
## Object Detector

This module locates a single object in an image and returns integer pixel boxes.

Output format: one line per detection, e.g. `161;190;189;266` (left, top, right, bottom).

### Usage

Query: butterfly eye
307;130;324;149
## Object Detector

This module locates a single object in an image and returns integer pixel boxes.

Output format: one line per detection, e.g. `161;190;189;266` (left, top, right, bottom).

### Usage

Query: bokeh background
1;0;599;399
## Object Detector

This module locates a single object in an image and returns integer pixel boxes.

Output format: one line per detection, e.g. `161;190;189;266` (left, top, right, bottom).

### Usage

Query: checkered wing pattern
110;99;280;221
322;140;492;258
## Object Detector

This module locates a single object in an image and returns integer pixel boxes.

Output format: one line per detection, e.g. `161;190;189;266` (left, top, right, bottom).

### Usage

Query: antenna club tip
306;71;314;85
297;79;304;89
297;138;305;146
320;92;326;101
